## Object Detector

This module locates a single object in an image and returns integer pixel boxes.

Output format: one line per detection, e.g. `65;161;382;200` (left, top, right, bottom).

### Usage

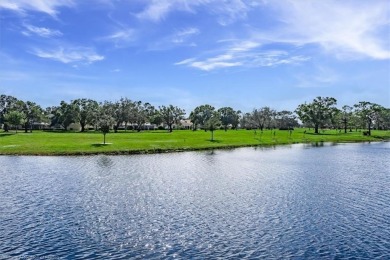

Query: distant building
180;119;193;130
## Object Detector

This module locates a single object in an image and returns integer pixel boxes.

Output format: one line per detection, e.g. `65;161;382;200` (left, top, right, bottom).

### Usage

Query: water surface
1;142;389;259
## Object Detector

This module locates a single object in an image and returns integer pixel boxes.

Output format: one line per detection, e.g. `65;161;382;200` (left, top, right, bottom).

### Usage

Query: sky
0;0;389;114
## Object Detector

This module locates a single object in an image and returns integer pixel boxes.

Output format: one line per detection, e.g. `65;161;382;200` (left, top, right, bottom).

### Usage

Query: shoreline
1;138;388;156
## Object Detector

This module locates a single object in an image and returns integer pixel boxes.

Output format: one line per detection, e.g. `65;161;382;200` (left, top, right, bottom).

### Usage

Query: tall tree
354;101;383;135
296;97;338;134
159;105;185;132
275;110;298;130
251;107;275;131
340;105;353;133
240;112;254;130
133;101;155;132
17;100;44;133
101;101;121;132
189;104;215;131
73;99;99;132
378;107;390;130
118;97;134;131
4;111;23;133
218;107;240;131
50;101;78;130
0;95;18;132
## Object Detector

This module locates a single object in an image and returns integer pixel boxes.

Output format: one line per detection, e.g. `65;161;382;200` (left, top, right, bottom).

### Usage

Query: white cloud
172;27;200;44
178;54;242;71
0;0;74;16
100;29;136;47
146;27;200;51
259;0;390;60
22;24;62;37
32;47;104;64
175;40;309;71
136;0;251;25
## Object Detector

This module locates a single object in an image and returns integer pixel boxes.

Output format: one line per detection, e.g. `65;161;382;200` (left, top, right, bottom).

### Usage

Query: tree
218;107;240;131
16;100;44;133
189;104;215;131
340;105;353;133
204;111;221;141
4;111;23;133
73;98;99;132
354;101;383;135
49;101;77;130
0;95;18;132
119;98;135;131
159;105;185;132
275;110;298;130
133;101;155;131
106;101;123;133
296;97;338;134
98;114;114;144
378;107;390;130
240;112;254;130
251;107;275;131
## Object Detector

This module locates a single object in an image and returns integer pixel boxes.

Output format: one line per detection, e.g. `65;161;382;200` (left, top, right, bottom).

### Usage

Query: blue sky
0;0;389;113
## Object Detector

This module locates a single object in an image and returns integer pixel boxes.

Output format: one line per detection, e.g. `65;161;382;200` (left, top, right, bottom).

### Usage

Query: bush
158;126;165;130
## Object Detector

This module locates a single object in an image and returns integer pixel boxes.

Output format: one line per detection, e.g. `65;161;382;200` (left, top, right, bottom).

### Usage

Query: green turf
0;128;389;155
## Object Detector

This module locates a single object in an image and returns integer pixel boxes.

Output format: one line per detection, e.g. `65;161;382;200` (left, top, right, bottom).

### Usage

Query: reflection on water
97;155;114;168
0;142;389;259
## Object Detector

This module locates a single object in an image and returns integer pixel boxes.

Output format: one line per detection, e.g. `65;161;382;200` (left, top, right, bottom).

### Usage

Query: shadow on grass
0;133;15;138
91;143;113;147
43;130;101;134
305;132;336;136
208;139;222;143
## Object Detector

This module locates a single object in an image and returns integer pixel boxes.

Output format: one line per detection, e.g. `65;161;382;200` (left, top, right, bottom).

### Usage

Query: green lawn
0;128;389;155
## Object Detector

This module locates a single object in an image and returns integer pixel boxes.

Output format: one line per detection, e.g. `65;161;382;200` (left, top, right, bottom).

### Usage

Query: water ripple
0;142;389;259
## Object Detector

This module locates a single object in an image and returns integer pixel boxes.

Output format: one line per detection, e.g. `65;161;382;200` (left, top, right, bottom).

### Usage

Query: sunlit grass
0;128;389;155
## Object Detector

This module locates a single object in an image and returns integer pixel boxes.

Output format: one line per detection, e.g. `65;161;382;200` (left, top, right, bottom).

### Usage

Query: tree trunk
114;123;119;133
169;124;173;132
24;122;28;133
103;133;106;144
81;123;85;132
314;124;319;134
368;122;371;136
343;119;347;134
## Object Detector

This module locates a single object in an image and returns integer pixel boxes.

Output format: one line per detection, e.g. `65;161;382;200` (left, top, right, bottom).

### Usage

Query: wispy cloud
259;0;390;60
136;0;251;25
172;27;200;44
177;54;242;71
32;47;104;64
175;41;309;71
147;27;200;51
22;24;63;37
100;29;136;47
0;0;74;17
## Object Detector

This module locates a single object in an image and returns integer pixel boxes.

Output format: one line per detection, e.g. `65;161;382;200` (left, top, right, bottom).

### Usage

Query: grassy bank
0;128;389;156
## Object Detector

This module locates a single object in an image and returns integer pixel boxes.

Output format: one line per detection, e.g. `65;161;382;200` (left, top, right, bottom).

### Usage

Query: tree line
1;94;389;137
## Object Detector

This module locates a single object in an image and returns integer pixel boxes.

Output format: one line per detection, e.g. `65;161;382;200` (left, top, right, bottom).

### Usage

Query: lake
1;142;389;259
